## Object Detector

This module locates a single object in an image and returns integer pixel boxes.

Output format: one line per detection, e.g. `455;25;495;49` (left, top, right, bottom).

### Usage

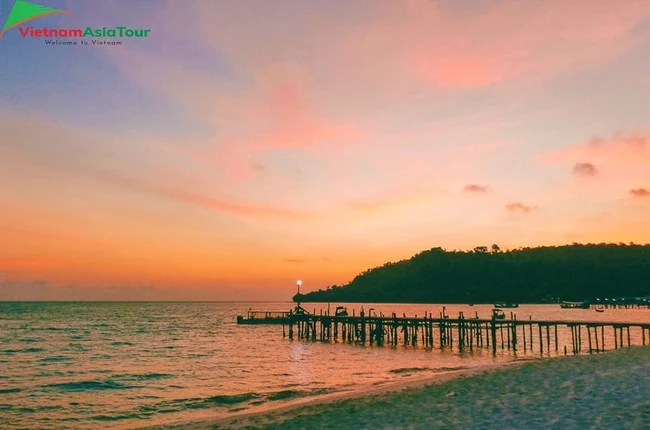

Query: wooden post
457;315;463;351
587;326;593;354
288;311;294;340
469;320;474;352
554;325;558;351
570;326;576;354
578;325;582;352
449;320;453;348
500;325;504;349
491;317;497;355
538;324;543;354
512;316;517;352
619;327;623;348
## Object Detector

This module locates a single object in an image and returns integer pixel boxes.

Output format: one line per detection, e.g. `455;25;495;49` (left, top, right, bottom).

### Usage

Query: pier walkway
277;310;650;355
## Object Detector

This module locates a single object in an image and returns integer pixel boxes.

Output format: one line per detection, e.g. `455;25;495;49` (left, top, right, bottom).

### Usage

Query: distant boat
492;308;506;320
236;310;289;325
595;308;605;313
560;301;590;309
494;303;519;308
236;304;311;324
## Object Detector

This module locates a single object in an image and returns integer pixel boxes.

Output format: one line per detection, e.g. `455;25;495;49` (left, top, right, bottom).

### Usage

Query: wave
189;393;260;407
434;366;467;372
19;338;43;343
389;367;431;374
91;413;148;422
39;356;71;363
35;327;77;332
112;373;174;382
267;388;333;401
136;392;261;415
2;347;44;354
0;388;21;394
44;379;142;392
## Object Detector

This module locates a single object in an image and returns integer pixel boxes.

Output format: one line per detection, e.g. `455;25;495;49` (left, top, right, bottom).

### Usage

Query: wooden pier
280;309;650;356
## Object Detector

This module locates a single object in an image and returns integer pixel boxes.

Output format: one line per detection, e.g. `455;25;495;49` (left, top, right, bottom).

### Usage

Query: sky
1;0;649;301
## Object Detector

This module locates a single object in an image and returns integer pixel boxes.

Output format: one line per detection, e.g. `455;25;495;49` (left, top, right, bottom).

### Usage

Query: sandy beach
160;347;650;429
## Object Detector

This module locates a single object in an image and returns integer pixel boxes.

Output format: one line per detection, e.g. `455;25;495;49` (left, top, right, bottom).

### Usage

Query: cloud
0;258;52;272
109;47;365;159
347;187;440;213
463;184;489;193
506;202;536;213
409;0;650;89
80;167;316;220
283;258;304;263
572;162;598;177
541;133;650;197
0;111;316;221
544;132;650;165
630;188;650;198
0;280;275;301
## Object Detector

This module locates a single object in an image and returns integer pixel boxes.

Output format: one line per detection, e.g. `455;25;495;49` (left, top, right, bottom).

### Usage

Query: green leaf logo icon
1;0;70;38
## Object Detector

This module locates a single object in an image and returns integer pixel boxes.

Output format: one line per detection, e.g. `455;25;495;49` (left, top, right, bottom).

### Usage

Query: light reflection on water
0;302;648;429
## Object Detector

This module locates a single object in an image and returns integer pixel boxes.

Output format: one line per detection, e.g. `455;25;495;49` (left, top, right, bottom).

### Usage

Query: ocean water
1;302;648;429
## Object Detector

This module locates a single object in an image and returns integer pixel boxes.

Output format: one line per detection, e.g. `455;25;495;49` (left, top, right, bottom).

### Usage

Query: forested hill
294;244;650;304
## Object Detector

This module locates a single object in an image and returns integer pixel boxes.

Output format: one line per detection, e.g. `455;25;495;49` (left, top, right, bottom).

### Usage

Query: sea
1;302;648;429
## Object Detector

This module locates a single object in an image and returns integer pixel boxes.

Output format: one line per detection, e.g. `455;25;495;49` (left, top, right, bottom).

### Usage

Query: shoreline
154;347;649;429
151;358;537;429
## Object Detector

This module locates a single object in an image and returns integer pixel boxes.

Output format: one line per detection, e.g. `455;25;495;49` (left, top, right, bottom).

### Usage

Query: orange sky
1;0;649;300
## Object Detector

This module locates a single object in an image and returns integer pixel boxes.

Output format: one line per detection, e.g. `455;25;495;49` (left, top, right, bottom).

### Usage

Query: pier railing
248;311;290;319
282;311;650;356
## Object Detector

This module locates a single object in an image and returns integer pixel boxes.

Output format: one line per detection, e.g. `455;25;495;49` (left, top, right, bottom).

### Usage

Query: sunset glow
1;0;649;300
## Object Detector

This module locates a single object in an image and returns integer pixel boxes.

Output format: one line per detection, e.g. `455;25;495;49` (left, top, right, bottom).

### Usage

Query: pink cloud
258;80;365;150
630;188;650;198
506;202;536;213
544;132;650;165
572;162;598;177
348;187;441;213
413;56;505;88
410;0;650;88
86;168;315;220
463;184;489;193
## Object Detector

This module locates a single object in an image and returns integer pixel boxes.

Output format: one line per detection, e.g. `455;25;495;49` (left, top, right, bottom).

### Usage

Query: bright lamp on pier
297;280;302;286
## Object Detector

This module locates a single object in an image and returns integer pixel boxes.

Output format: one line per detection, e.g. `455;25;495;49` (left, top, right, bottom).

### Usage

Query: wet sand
159;347;649;429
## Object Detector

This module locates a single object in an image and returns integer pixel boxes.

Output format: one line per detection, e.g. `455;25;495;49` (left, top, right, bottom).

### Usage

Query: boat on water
493;302;519;308
559;301;590;309
236;309;292;325
334;306;348;317
236;304;351;325
595;307;605;313
492;308;506;320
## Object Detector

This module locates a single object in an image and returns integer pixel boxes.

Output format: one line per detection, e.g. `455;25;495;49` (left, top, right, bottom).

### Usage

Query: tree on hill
293;243;650;304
